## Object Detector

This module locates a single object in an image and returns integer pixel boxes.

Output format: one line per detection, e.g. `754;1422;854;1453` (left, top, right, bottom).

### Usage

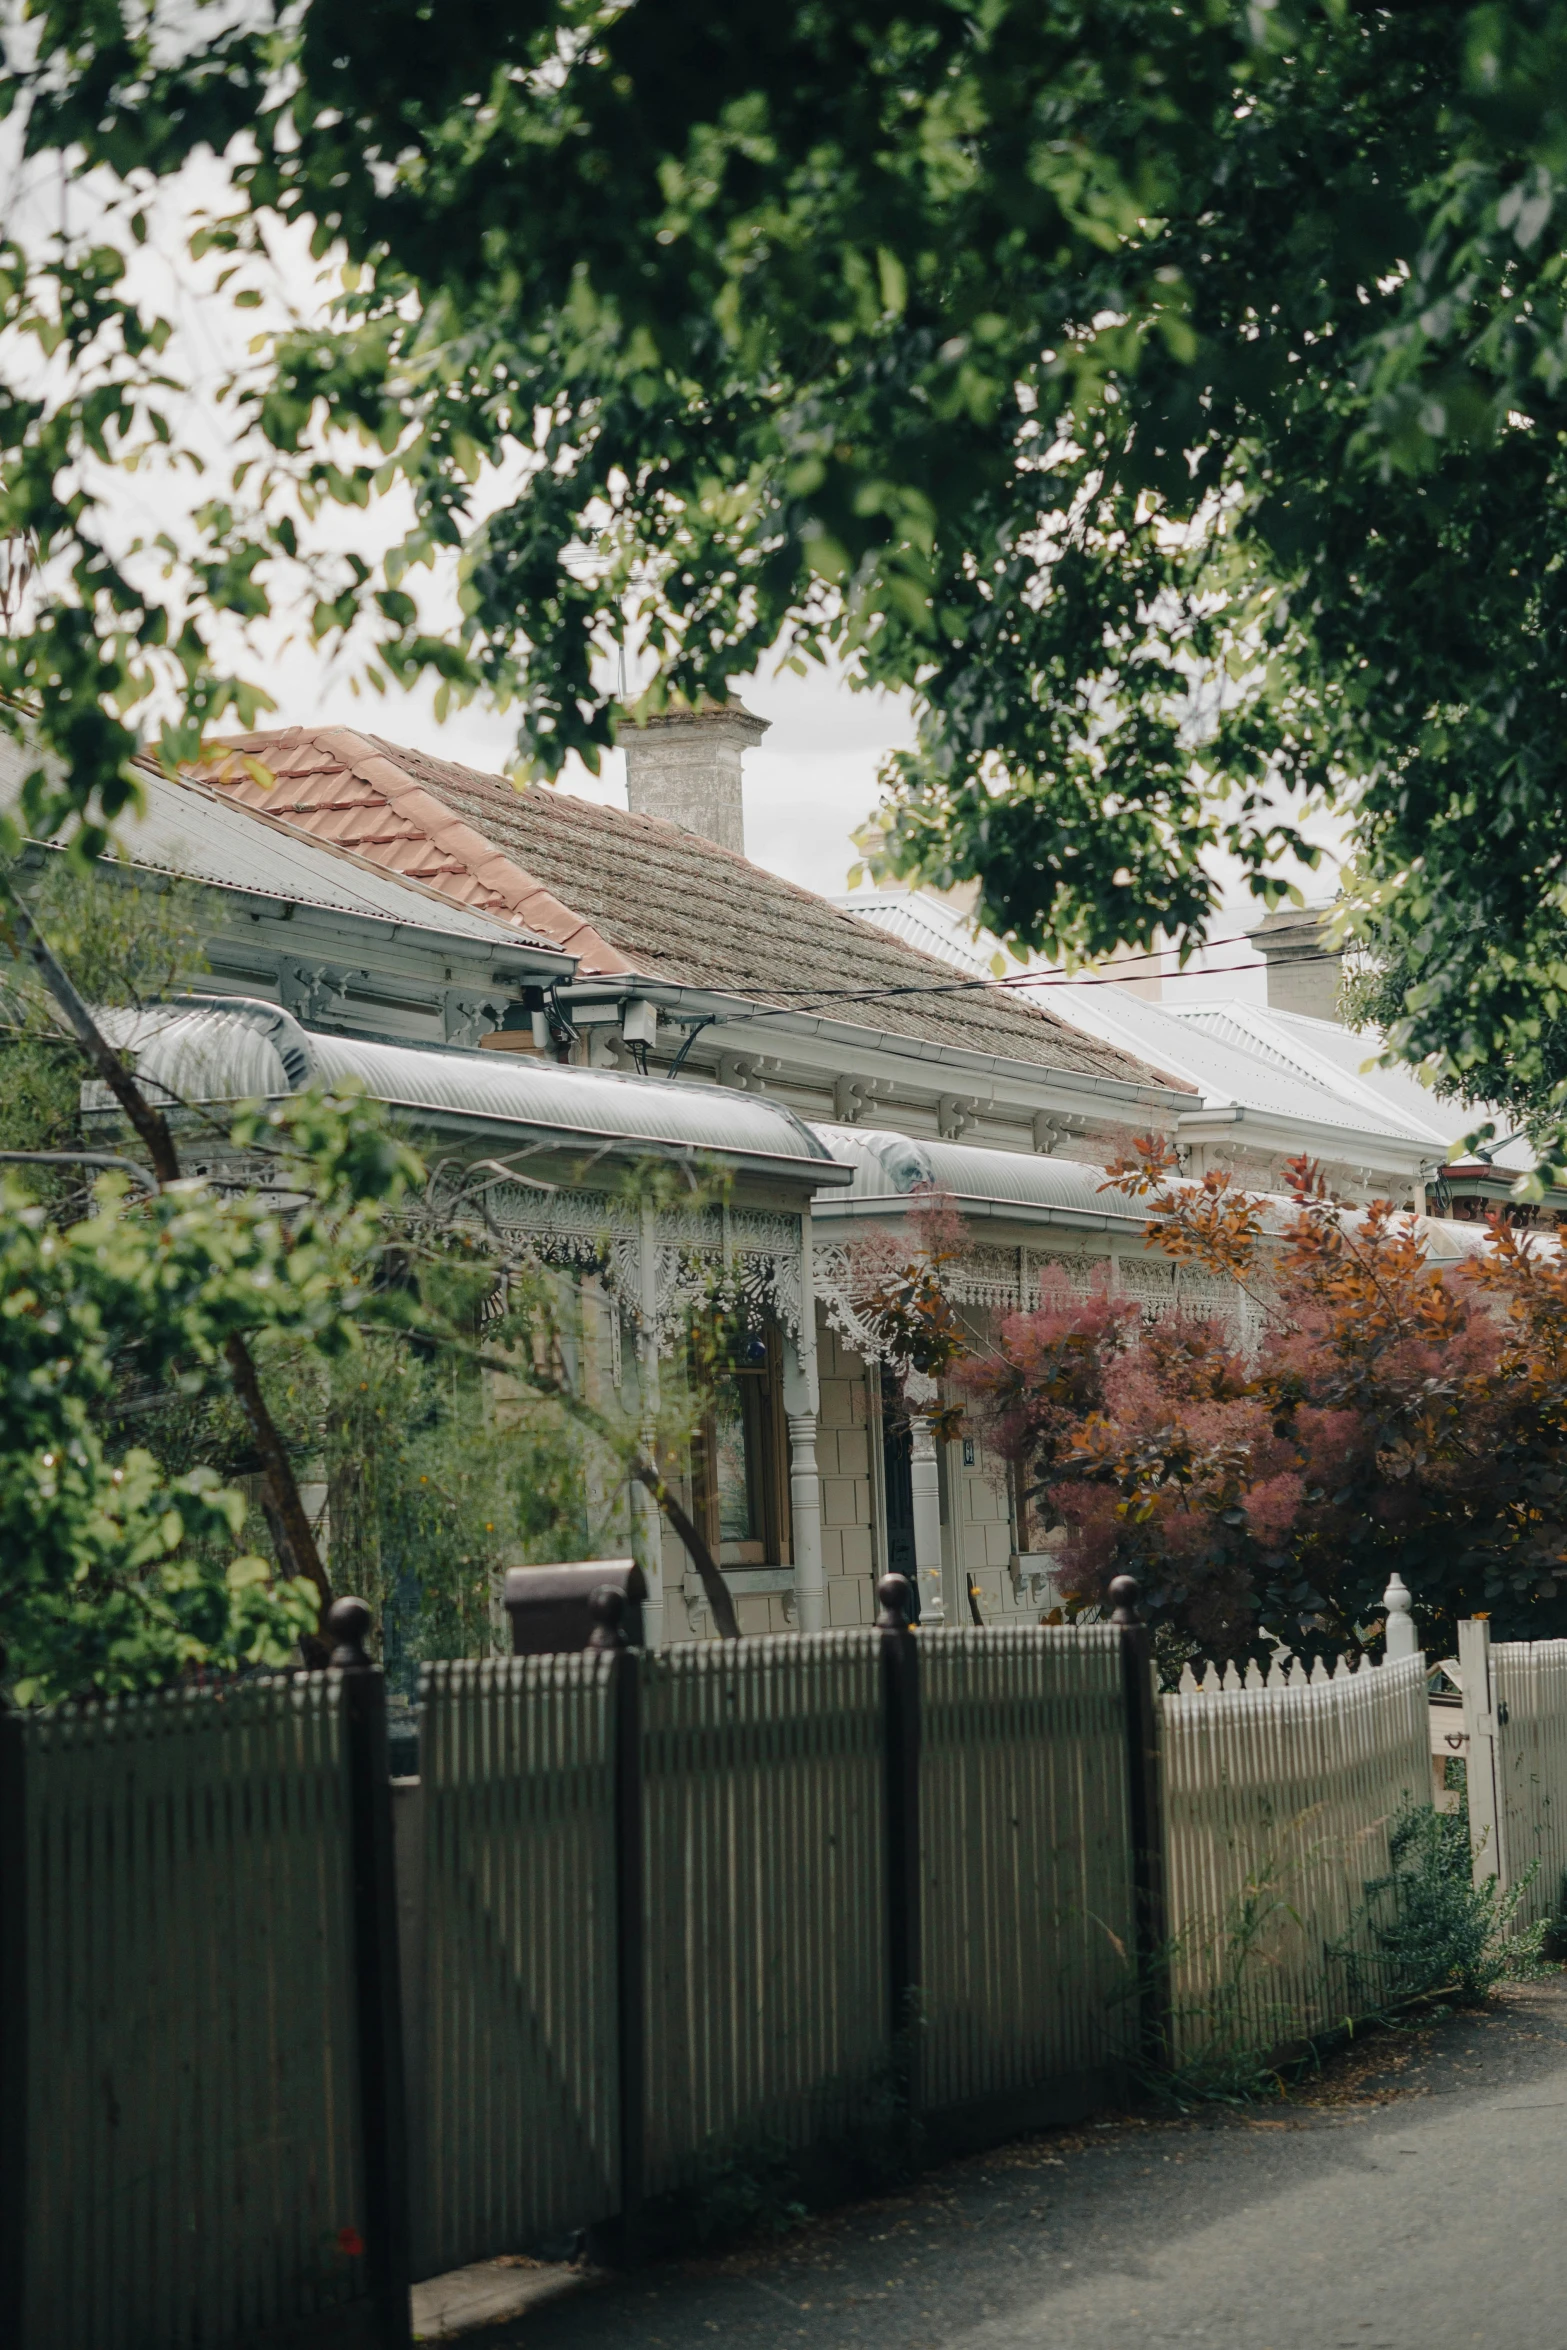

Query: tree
0;1114;401;1704
1341;934;1567;1157
959;1143;1567;1664
10;5;1567;1130
0;960;755;1696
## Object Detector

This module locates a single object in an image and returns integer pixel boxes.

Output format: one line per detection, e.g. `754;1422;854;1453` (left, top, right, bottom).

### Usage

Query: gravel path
479;1978;1567;2349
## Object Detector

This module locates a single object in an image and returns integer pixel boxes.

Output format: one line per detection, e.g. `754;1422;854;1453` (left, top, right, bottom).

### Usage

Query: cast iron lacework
477;1185;805;1346
812;1232;1259;1363
944;1243;1030;1310
811;1236;901;1365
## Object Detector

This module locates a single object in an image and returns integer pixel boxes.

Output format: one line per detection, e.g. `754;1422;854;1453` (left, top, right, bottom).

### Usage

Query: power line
689;947;1346;1027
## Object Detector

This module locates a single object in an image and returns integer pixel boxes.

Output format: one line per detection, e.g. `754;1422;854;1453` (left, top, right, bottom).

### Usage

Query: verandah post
878;1573;923;2122
1109;1576;1169;2077
331;1597;414;2350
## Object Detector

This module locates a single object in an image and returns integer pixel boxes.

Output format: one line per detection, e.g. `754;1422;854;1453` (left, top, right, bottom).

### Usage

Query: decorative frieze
476;1182;805;1348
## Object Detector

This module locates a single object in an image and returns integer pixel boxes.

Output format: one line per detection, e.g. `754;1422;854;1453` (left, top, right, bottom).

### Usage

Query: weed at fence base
1334;1799;1549;2012
1117;1838;1318;2111
684;2132;809;2248
1122;1801;1554;2113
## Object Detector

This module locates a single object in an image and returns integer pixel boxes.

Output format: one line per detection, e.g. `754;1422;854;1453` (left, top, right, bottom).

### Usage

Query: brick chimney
1249;905;1342;1020
620;699;770;856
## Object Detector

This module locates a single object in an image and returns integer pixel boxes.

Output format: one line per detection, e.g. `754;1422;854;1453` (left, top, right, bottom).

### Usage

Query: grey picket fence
1459;1619;1567;1927
0;1638;409;2350
397;1609;1149;2279
16;1589;1507;2350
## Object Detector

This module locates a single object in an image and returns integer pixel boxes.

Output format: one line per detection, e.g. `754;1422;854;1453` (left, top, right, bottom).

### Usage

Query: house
161;712;1552;1641
186;711;1186;1160
175;709;1216;1635
841;885;1567;1225
9;712;1511;1650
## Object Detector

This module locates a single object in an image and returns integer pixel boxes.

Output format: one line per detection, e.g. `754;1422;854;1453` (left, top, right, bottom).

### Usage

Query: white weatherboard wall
1161;1655;1430;2060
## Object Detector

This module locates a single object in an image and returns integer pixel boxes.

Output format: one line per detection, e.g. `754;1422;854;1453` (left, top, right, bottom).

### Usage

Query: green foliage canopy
0;849;214;1191
0;1135;394;1703
11;4;1567;1128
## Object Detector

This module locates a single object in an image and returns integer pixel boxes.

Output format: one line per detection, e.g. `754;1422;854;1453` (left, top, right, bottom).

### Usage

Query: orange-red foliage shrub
958;1146;1567;1665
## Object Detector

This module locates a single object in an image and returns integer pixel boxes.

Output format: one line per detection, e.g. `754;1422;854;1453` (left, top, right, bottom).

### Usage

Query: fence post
331;1598;414;2350
0;1712;26;2349
1382;1572;1419;1661
591;1584;646;2255
1459;1616;1505;1890
878;1573;922;2118
1109;1576;1168;2075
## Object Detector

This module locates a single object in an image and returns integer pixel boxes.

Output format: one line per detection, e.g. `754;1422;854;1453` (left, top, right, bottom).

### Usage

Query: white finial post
1383;1572;1418;1660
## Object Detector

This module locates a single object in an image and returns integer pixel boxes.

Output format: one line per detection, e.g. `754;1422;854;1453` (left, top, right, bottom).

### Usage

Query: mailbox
503;1558;647;1654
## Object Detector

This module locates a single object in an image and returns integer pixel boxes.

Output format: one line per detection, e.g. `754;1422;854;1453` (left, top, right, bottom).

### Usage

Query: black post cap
327;1596;374;1670
587;1584;629;1652
876;1573;914;1632
1108;1575;1140;1626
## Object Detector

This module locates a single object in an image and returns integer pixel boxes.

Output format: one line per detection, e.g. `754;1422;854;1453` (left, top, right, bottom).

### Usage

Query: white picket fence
1160;1653;1431;2064
1459;1621;1567;1930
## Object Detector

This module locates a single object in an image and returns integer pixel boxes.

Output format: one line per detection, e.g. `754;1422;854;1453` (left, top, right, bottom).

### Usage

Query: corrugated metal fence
919;1625;1134;2124
0;1677;377;2350
1161;1653;1430;2061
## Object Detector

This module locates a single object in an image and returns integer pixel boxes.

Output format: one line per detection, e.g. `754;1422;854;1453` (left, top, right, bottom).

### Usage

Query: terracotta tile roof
192;728;630;973
191;726;1187;1091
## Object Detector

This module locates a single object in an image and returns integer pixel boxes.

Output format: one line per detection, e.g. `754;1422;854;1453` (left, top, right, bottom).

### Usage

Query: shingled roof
191;726;1184;1090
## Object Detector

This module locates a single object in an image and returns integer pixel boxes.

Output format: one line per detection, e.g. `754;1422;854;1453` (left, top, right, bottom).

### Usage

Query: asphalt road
490;1977;1567;2350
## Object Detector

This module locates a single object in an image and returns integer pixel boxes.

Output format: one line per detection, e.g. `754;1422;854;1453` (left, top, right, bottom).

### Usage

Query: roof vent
620;698;770;856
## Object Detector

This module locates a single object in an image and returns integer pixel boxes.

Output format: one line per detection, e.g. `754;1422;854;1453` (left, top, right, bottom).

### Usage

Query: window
693;1323;791;1567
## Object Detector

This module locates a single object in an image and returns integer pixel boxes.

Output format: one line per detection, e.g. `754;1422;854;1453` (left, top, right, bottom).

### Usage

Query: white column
781;1208;825;1634
909;1411;946;1625
786;1412;824;1634
635;1200;665;1650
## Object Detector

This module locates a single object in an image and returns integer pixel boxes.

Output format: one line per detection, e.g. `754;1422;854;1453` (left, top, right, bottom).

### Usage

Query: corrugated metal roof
809;1125;1142;1225
86;1000;848;1179
1040;984;1437;1149
1171;1002;1536;1163
807;1120;1525;1261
